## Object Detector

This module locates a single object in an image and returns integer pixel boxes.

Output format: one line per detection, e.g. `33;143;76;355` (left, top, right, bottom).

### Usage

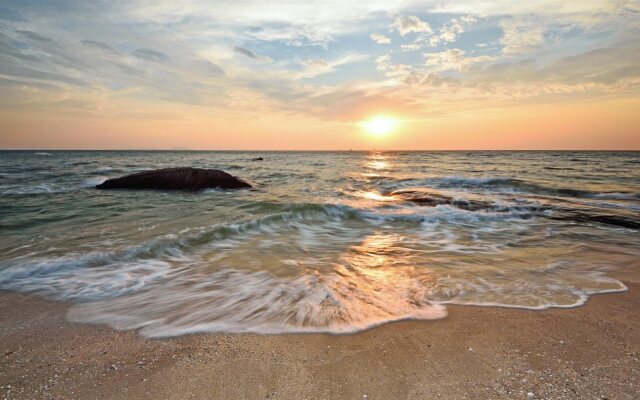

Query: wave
589;192;639;200
389;189;640;230
438;281;627;311
83;176;109;187
0;256;173;301
0;203;359;296
60;245;631;337
543;166;577;171
63;250;628;337
222;164;244;170
1;197;634;337
382;176;640;200
0;199;548;298
67;266;447;337
0;183;68;195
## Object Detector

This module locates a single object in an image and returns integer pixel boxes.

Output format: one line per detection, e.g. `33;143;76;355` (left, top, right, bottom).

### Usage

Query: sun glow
361;116;398;136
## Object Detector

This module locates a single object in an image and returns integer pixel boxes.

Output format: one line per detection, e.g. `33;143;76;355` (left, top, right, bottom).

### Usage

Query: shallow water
1;150;639;337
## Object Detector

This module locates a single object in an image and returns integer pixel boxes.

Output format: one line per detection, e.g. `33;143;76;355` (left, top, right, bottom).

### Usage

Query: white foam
0;255;174;300
0;183;66;195
67;267;448;337
589;192;638;200
83;176;108;187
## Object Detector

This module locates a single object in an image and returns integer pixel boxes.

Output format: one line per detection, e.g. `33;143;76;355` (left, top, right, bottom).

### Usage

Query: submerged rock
390;189;493;212
252;157;264;161
96;167;251;191
393;189;640;230
548;211;640;230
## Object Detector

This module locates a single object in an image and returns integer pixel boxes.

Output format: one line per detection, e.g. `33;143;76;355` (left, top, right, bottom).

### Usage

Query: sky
0;0;639;150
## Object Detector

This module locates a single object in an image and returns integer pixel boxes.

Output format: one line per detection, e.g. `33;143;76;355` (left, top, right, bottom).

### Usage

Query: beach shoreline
2;265;639;400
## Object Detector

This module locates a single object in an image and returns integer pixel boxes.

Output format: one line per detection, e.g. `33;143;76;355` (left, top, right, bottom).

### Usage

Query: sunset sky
0;0;639;150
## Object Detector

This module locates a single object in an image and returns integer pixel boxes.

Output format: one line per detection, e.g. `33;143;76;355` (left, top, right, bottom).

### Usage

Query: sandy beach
1;264;638;400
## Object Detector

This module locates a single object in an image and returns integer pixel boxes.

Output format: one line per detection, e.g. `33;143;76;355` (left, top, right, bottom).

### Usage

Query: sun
360;115;398;136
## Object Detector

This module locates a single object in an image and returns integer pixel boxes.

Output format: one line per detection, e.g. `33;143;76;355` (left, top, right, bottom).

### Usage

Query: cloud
0;0;637;126
375;54;391;71
370;33;391;44
470;43;640;87
378;42;640;114
391;15;432;36
16;30;52;43
0;62;89;87
500;20;546;55
460;15;477;24
80;40;117;53
401;43;422;52
426;17;475;47
131;48;170;62
439;20;465;42
423;49;495;72
298;53;369;78
232;46;273;63
200;60;225;76
242;25;332;47
299;58;330;76
233;46;258;59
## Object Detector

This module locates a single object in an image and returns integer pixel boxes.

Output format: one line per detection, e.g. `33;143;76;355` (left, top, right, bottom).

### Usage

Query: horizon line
1;148;639;152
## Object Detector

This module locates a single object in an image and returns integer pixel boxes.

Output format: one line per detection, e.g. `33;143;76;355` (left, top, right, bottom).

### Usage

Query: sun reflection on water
361;191;395;202
367;160;388;170
326;231;441;324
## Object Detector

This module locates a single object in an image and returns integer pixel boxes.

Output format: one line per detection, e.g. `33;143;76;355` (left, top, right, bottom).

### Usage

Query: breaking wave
382;176;639;200
0;200;633;337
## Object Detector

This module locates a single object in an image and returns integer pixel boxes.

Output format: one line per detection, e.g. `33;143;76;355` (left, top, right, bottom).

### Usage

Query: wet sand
1;267;639;400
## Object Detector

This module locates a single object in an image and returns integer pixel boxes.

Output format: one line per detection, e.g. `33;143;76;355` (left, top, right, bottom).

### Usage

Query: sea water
1;151;639;337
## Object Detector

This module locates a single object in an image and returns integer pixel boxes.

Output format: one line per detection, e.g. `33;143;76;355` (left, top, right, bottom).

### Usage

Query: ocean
1;150;639;337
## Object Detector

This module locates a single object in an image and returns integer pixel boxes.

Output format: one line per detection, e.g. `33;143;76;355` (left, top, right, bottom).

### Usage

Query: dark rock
393;189;640;230
548;211;640;230
391;189;493;212
252;157;264;161
96;167;251;191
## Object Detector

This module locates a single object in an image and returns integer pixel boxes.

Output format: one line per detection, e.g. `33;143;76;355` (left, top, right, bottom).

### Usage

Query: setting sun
361;116;398;136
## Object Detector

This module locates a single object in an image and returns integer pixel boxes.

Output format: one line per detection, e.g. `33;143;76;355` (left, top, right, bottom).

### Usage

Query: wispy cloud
132;48;171;62
423;49;495;72
370;33;391;44
233;46;258;59
500;20;546;55
298;53;369;78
